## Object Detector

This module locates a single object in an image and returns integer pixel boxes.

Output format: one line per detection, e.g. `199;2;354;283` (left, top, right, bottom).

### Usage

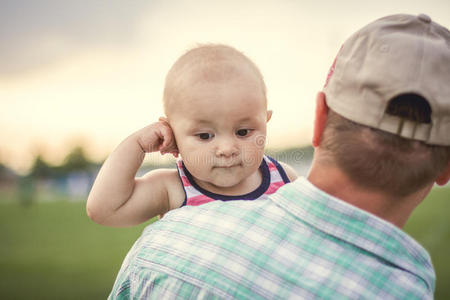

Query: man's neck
307;159;430;228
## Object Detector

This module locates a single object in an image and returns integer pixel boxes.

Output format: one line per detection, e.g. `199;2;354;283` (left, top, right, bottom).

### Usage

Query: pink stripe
187;195;215;206
265;181;284;194
180;175;192;187
267;163;277;171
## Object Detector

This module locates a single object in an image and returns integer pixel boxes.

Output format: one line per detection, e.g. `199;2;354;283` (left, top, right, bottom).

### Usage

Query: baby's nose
215;138;239;157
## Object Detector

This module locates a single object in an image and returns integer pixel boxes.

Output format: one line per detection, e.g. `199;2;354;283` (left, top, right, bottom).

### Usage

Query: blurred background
1;0;449;299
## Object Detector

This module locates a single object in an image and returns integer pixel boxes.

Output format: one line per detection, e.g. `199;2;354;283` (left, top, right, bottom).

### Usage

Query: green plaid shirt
109;177;434;299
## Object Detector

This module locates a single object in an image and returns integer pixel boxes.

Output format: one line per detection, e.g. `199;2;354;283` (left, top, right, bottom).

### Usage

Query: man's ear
312;92;329;147
436;162;450;186
266;110;273;122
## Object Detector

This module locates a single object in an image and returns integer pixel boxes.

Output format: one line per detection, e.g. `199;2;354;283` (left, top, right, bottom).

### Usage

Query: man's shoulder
111;177;434;300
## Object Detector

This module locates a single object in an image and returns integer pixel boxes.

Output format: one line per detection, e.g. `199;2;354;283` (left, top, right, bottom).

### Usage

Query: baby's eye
197;133;214;140
236;129;252;137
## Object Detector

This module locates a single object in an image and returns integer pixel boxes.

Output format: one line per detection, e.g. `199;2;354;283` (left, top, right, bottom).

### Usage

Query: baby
87;44;297;227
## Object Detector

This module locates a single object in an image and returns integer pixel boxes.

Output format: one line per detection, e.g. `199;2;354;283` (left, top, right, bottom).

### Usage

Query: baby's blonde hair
163;44;267;115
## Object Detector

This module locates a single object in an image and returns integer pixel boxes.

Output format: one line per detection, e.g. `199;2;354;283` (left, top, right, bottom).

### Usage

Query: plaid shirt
109;177;435;299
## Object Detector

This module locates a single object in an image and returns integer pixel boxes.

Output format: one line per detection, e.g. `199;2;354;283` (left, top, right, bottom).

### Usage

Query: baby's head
162;44;272;193
163;44;267;114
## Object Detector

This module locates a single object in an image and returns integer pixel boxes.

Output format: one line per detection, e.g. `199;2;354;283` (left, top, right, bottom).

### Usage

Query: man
109;14;450;299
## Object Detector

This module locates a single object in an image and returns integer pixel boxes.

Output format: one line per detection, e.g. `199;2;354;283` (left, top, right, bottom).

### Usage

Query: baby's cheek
253;134;267;150
241;146;263;167
181;147;213;168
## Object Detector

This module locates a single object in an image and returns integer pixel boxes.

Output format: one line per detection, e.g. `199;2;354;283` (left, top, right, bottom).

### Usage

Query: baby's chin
206;170;244;186
210;176;244;189
195;170;250;191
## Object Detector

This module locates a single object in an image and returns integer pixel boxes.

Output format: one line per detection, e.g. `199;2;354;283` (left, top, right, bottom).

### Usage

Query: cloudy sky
1;0;449;173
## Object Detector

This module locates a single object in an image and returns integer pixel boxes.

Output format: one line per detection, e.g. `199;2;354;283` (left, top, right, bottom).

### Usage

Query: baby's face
168;69;270;194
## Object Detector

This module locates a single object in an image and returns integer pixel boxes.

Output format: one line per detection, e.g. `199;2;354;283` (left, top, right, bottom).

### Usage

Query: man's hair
163;44;267;114
321;94;450;196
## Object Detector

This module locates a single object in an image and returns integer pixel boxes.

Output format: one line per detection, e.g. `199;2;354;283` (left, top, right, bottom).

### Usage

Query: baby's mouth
214;162;241;168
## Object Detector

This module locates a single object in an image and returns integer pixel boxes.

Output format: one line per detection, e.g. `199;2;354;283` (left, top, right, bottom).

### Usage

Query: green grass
0;186;449;299
404;186;450;300
0;198;155;300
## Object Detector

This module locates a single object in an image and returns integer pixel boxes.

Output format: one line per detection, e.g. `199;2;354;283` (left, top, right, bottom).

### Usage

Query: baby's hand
136;119;179;157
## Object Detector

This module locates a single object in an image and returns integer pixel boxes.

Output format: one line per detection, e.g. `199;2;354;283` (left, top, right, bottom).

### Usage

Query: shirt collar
270;177;435;291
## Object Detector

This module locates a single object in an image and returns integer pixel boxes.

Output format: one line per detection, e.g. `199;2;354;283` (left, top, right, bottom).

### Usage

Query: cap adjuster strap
379;114;431;142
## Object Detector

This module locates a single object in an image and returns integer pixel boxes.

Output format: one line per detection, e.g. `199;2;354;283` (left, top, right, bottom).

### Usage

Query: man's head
316;14;450;197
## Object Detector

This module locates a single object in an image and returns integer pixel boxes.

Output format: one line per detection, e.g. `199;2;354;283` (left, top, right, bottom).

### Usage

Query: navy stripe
267;155;290;183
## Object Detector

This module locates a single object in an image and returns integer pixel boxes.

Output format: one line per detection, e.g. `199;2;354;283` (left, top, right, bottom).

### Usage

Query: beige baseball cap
324;14;450;146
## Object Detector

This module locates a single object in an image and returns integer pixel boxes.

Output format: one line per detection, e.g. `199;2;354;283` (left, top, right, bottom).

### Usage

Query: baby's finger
158;116;169;124
159;126;174;149
158;125;179;155
160;143;179;156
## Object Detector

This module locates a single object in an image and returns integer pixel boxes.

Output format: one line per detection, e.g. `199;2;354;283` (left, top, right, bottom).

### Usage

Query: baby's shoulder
149;168;185;209
277;161;299;182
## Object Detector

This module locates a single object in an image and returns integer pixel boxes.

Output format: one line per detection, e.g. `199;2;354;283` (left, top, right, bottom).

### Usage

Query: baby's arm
86;121;179;227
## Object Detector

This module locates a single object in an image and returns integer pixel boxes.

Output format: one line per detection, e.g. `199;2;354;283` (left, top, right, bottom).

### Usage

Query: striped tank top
176;155;290;207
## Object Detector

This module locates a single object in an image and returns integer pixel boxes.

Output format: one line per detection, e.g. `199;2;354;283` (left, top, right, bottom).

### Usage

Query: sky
1;0;449;173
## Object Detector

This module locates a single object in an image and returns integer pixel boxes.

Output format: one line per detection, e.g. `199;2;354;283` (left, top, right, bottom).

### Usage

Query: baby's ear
266;110;273;122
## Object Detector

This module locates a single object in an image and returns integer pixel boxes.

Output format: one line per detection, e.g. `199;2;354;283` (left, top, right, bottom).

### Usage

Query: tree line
27;146;97;179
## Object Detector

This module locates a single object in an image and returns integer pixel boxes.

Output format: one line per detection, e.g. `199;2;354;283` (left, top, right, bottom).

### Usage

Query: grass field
0;192;155;300
0;186;449;299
